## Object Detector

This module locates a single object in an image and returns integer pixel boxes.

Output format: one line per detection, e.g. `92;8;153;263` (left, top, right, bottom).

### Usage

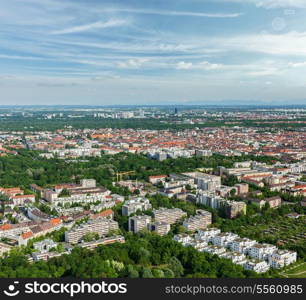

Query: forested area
1;115;306;131
0;150;276;191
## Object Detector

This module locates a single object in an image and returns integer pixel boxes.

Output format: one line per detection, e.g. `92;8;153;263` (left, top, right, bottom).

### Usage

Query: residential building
153;207;187;224
128;215;151;233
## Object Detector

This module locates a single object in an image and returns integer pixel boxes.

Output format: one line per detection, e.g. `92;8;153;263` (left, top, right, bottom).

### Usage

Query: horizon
1;0;306;105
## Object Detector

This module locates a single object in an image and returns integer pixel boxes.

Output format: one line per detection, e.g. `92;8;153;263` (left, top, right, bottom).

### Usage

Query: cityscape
0;105;305;279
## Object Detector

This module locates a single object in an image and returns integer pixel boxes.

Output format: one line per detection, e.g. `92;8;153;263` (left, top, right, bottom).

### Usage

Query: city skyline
1;0;306;105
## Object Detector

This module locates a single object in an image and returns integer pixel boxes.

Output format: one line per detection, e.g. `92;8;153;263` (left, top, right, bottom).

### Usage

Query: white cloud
176;61;193;69
107;8;242;18
50;19;129;35
117;58;150;69
176;61;223;70
288;61;306;67
221;0;306;9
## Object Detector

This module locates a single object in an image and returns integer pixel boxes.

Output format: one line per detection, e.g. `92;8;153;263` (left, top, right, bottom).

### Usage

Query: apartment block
230;237;257;254
183;209;212;232
195;228;221;242
212;232;239;247
65;218;119;244
153;207;187;224
268;250;297;269
248;243;277;261
122;197;152;216
243;260;270;273
128;215;151;233
149;222;171;236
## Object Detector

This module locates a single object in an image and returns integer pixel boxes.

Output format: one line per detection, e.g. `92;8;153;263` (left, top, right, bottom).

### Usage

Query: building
184;172;221;191
65;218;119;244
33;239;57;253
243;260;270;273
0;242;12;256
230;237;257;254
79;236;125;250
121;197;152;216
234;183;249;195
248;243;277;261
128;215;151;233
195;228;221;242
224;201;247;219
149;222;171;236
27;207;50;222
268;250;297;269
212;232;239;248
183;210;212;232
153;208;187;224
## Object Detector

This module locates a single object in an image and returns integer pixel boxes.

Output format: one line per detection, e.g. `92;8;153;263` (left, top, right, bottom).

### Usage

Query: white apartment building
268;250;297;269
195;228;221;242
122;197;152;216
220;251;246;264
244;260;270;273
230;237;257;254
248;243;277;261
203;245;227;255
212;232;239;248
173;234;194;246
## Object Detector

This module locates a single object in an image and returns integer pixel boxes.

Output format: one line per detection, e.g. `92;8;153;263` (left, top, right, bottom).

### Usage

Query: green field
279;262;306;278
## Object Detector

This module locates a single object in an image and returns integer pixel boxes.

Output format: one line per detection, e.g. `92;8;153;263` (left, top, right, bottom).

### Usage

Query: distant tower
174;107;178;114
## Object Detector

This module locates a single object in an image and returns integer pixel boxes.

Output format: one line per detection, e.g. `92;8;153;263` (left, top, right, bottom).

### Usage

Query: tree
169;256;184;277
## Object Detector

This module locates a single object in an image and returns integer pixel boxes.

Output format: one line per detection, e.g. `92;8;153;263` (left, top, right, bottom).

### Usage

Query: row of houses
174;228;297;273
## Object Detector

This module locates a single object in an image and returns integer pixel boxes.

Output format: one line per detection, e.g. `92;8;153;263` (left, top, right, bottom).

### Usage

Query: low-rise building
212;232;239;248
248;243;277;261
243;259;270;273
268;250;297;269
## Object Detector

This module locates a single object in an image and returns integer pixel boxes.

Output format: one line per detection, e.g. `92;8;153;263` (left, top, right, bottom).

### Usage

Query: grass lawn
279;262;306;278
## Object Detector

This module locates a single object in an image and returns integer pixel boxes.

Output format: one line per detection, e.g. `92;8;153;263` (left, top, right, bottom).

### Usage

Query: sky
1;0;306;105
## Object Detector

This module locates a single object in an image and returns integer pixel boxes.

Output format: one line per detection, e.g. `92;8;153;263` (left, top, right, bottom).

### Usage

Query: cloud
0;54;44;61
176;61;223;70
107;8;242;18
222;0;306;9
288;61;306;67
117;58;150;69
50;19;129;35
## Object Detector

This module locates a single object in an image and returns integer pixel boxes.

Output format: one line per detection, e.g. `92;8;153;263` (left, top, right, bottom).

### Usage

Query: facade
153;207;187;224
234;183;249;195
212;232;239;248
149;222;171;236
195;228;221;242
230;237;257;254
128;215;151;233
65;218;119;244
33;239;57;253
248;243;277;261
243;260;270;273
121;197;152;216
268;250;297;268
183;209;212;232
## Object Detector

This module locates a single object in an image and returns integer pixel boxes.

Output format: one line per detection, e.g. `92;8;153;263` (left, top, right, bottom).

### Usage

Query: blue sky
1;0;306;105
